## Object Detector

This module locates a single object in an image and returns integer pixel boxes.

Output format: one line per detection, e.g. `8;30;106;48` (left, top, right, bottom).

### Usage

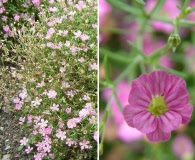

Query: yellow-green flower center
148;95;168;117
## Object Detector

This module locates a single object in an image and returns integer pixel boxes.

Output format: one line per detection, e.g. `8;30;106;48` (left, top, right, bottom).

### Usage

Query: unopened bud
168;33;181;52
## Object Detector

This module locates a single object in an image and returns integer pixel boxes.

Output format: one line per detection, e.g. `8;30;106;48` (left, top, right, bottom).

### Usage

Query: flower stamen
148;95;167;117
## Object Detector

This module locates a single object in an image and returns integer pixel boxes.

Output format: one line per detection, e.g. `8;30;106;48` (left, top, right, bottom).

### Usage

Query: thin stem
149;0;165;16
113;56;142;85
100;48;132;64
112;87;123;112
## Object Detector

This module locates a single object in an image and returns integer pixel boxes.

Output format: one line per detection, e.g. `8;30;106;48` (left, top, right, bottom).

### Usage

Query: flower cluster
7;0;97;159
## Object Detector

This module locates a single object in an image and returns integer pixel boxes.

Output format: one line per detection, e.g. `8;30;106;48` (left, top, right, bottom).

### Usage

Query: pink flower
15;102;23;110
50;103;59;111
79;140;90;150
123;70;193;142
79;109;89;118
74;30;82;38
56;129;66;140
32;0;41;7
20;137;28;146
66;138;76;146
66;107;71;114
172;134;194;158
34;153;43;160
14;14;20;21
38;119;48;128
19;117;25;125
3;25;10;32
47;90;57;98
67;118;81;128
93;131;98;142
25;146;33;154
145;0;180;33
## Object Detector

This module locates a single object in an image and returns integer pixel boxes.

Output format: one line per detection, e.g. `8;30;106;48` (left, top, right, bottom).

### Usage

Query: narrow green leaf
18;145;23;151
106;0;142;16
100;48;132;64
99;110;108;133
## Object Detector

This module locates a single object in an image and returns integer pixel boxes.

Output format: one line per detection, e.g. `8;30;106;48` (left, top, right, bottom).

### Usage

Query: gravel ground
0;110;33;160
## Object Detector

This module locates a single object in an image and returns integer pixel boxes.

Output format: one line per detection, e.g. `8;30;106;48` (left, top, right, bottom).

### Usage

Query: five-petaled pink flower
123;70;193;142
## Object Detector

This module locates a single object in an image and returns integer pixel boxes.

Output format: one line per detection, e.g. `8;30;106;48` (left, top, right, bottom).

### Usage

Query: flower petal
128;86;150;107
123;105;145;127
146;128;171;142
131;73;154;96
165;86;189;110
175;105;193;124
150;70;169;95
133;111;157;133
159;111;182;132
164;74;186;95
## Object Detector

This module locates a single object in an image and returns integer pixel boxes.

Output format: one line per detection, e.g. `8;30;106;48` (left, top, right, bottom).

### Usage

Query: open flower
123;70;193;142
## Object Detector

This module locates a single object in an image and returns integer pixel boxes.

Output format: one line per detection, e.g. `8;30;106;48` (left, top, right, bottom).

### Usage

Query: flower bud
168;33;181;52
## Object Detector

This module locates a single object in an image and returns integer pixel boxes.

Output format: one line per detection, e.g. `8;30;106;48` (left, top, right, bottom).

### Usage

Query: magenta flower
123;70;193;142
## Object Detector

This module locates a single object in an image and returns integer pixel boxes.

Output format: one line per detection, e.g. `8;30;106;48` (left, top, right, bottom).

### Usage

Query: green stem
149;0;165;16
100;48;132;64
148;45;170;60
113;56;142;85
103;55;111;83
106;0;142;16
112;87;123;112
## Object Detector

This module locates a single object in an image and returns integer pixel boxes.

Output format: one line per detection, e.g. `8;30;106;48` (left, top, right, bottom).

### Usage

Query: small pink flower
20;137;28;146
38;119;48;128
123;70;193;142
50;103;59;111
15;102;23;110
79;109;89;118
56;129;66;140
66;107;71;114
14;14;20;21
19;117;25;125
47;90;57;99
13;97;20;104
25;146;33;154
74;30;82;38
19;92;27;100
66;138;76;146
79;140;90;150
3;25;10;32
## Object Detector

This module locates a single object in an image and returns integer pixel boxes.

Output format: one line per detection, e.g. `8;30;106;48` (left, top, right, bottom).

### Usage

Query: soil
0;111;33;160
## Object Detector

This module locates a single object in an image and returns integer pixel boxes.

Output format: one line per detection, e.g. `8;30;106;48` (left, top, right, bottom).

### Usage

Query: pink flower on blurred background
102;80;144;142
172;134;194;159
123;70;193;142
145;0;180;34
